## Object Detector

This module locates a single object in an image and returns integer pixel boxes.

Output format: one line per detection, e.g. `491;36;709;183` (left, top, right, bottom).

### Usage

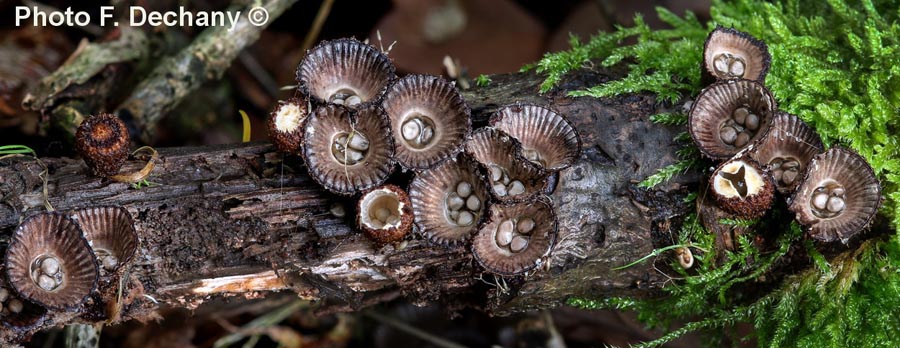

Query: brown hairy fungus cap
409;154;491;246
267;97;309;154
490;103;581;172
464;127;547;203
356;184;415;244
302;104;395;195
702;26;771;82
748;112;824;194
70;206;139;274
75;113;130;177
382;74;471;170
689;79;776;159
788;147;881;243
472;196;557;276
710;156;775;219
4;212;99;310
296;38;395;109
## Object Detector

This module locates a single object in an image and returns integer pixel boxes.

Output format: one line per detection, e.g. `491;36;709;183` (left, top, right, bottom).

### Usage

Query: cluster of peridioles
689;26;882;244
1;207;138;330
266;38;583;276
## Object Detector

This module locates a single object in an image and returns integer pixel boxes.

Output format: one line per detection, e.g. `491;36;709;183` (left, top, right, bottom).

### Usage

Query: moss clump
534;0;900;227
528;10;707;102
538;0;900;346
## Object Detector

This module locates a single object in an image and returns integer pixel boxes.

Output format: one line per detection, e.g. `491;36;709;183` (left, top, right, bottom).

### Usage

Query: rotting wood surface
0;68;699;344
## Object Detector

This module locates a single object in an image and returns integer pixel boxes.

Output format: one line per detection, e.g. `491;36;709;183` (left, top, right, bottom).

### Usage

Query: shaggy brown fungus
74;113;130;177
267;97;309;154
710;156;775;219
357;185;415;244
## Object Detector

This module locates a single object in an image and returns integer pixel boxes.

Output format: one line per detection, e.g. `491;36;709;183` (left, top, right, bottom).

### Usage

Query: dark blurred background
0;0;710;150
0;0;720;347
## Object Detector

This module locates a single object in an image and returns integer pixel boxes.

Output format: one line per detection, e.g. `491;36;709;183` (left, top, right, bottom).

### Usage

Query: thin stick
301;0;337;52
612;243;693;271
363;311;469;348
238;53;282;98
213;299;308;348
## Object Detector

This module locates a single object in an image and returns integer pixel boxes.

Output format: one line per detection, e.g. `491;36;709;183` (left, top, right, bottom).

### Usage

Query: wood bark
0;67;700;343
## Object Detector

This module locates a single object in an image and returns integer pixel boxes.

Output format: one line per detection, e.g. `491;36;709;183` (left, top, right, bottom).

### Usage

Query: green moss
637;153;699;189
541;0;900;346
648;112;688;126
536;0;900;226
529;11;707;102
569;216;804;345
475;74;492;87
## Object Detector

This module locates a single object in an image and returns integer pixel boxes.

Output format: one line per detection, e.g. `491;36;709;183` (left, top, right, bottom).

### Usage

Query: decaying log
0;67;701;343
